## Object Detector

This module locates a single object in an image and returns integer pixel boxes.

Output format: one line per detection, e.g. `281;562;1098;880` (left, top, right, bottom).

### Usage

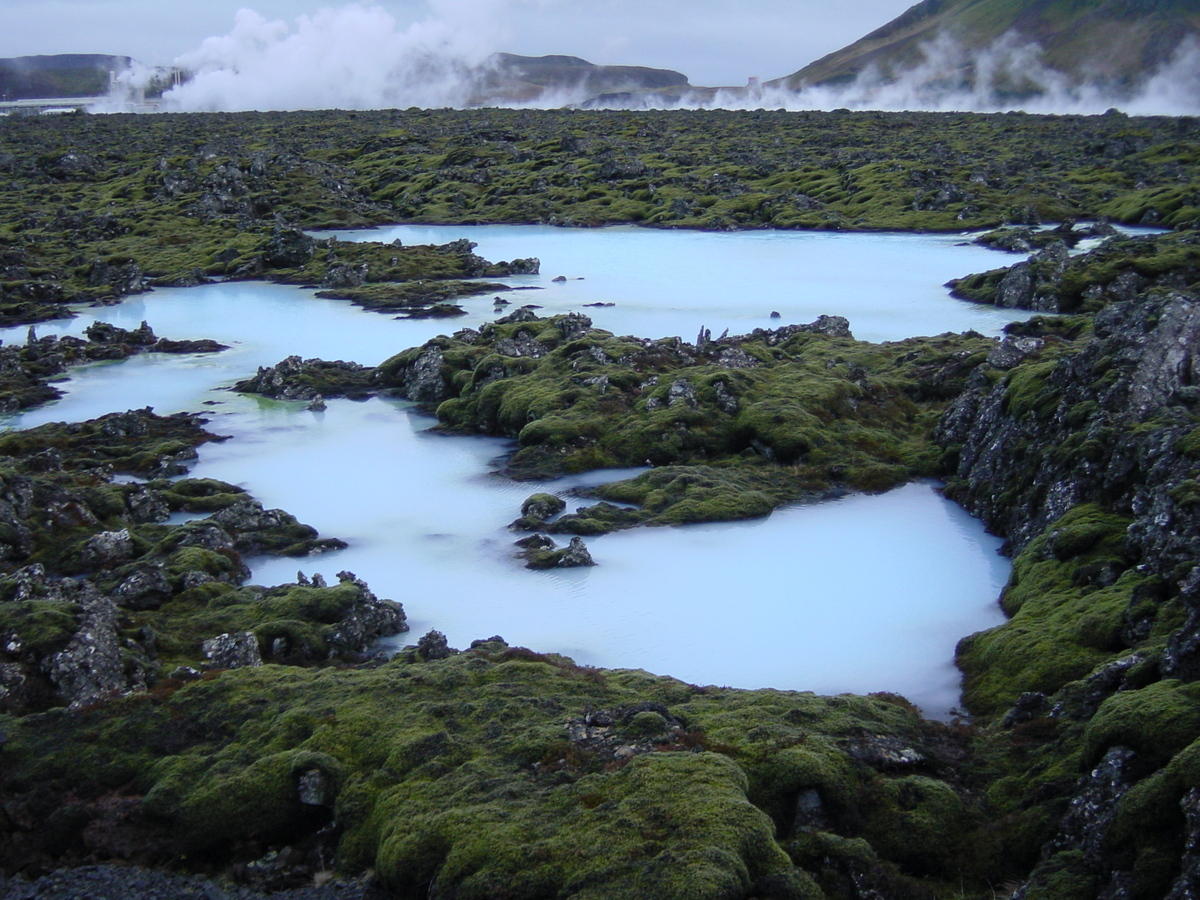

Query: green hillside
774;0;1200;95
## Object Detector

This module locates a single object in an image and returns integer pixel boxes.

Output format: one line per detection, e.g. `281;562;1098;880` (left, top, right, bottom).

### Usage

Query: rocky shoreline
1;107;1199;900
0;407;407;715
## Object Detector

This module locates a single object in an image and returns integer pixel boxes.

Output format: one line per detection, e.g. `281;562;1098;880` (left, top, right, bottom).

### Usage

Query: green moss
1020;850;1098;900
1082;681;1200;770
1177;426;1200;460
0;598;80;657
0;649;981;896
384;315;993;526
1003;359;1062;419
180;747;343;853
958;506;1139;719
862;775;971;876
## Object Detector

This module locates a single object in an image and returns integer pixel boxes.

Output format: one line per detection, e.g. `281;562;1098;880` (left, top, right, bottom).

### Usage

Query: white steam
689;32;1200;116
125;2;509;112
97;4;1200;116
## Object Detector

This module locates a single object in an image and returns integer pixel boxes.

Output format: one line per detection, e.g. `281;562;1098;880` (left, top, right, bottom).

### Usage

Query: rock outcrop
939;274;1200;898
0;323;226;413
938;289;1200;562
0;410;404;713
232;355;375;402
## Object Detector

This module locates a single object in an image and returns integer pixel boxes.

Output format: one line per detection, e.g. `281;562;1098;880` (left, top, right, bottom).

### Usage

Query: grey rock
298;769;335;807
0;662;29;709
555;312;592;341
1003;691;1050;727
936;290;1200;567
521;493;565;523
1165;788;1200;900
261;226;316;268
43;585;130;708
712;380;739;414
86;259;145;295
404;347;447;402
202;632;262;669
986;335;1044;369
844;734;926;769
667;379;698;408
495;331;547;358
1053;746;1136;858
715;347;759;369
125;485;170;523
80;529;135;568
323;262;368;289
324;570;407;656
557;536;596;568
110;563;173;610
792;788;829;833
417;629;454;661
514;533;556;550
495;306;540;324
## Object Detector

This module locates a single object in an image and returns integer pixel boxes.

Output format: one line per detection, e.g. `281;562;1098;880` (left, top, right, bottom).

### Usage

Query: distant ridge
0;54;131;101
772;0;1200;96
475;53;691;105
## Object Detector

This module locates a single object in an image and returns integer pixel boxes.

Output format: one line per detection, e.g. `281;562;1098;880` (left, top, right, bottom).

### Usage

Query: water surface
318;223;1030;343
1;226;1014;714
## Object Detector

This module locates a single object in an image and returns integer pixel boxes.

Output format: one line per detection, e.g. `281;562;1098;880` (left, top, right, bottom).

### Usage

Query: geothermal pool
313;223;1028;343
1;225;1017;715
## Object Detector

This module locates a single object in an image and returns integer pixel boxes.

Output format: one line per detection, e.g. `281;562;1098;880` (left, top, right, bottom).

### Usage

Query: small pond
1;224;1018;715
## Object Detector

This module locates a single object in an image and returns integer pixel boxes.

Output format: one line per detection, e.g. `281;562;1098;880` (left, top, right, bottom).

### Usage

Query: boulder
986;335;1044;369
109;563;173;610
201;632;262;669
417;629;455;661
325;570;408;656
261;227;315;269
556;536;597;568
42;586;132;708
520;493;565;524
79;529;136;568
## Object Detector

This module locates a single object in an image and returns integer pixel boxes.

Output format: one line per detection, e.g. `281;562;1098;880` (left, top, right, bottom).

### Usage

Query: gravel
0;866;388;900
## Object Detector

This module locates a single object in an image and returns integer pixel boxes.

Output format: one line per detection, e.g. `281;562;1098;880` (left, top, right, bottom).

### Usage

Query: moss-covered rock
379;313;994;531
0;646;990;897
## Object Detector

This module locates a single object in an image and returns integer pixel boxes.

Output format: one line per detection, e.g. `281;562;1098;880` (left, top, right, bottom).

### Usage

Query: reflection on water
0;226;1015;715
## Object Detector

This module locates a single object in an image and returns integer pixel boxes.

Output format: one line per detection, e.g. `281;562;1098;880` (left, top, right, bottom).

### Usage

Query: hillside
0;54;130;101
477;53;691;105
773;0;1200;97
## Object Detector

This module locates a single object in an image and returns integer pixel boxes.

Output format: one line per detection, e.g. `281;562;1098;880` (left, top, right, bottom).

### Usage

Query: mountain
0;54;131;101
471;53;692;105
772;0;1200;97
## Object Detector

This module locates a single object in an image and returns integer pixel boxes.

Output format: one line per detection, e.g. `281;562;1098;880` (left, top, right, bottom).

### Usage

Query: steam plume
99;4;1200;116
695;32;1200;117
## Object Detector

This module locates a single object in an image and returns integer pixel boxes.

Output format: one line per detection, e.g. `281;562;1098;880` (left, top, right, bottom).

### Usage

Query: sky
0;0;917;87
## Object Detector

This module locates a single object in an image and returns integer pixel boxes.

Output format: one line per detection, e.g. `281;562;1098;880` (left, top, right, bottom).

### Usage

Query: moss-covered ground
1;640;1022;899
2;107;1199;325
373;312;994;529
2;106;1200;899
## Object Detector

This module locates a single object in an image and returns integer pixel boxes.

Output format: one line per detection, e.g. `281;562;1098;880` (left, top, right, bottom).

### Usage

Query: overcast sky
0;0;916;86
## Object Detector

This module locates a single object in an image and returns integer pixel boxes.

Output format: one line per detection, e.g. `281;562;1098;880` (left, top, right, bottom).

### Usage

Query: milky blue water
315;223;1025;343
0;226;1013;715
